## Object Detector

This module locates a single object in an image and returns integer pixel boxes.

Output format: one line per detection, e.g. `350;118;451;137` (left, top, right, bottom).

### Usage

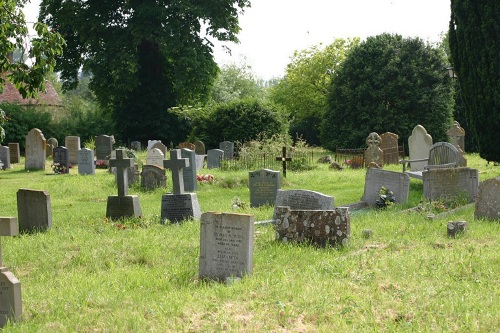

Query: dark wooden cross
164;149;189;195
276;146;292;178
109;149;134;197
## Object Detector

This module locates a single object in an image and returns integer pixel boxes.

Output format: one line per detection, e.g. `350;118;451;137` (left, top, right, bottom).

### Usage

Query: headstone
199;212;254;281
219;141;234;160
130;141;141;151
141;165;166;190
474;177;500;220
17;189;52;232
447;121;465;152
64;136;80;165
194;140;206;155
447;221;468;238
0;146;10;170
8;143;20;164
47;137;58;148
275;146;292;178
195;154;205;170
207;149;224;169
364;132;384;167
106;149;142;219
423;167;479;202
145;148;164;167
95;135;113;161
361;168;410;207
274;206;350;247
151;142;167;155
249;169;281;208
0;267;22;328
45;143;53;159
181;148;197;192
78;148;95;175
147;140;162;151
163;149;188;195
52;146;70;174
25;128;46;170
273;189;334;219
178;142;196;151
380;132;399;164
0;217;19;266
408;125;433;171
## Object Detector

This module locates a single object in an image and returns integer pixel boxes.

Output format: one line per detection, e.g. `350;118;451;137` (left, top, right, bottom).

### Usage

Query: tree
270;38;359;145
320;33;454;151
449;0;499;163
39;0;251;144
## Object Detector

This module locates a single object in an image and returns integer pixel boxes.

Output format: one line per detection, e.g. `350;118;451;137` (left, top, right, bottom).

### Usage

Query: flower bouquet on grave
52;162;67;174
197;174;215;183
375;186;396;208
95;160;108;169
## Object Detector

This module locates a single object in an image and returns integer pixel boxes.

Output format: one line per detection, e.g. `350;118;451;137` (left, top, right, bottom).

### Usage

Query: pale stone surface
0;146;10;169
47;137;58;148
163;149;189;195
194;140;206;155
64;136;81;165
17;189;52;233
273;189;334;219
0;268;22;328
78;148;95;175
423;167;479;202
249;169;281;208
361;168;410;207
151;142;167;155
95;135;113;161
181;148;197;192
45;143;53;159
474;177;500;221
447;121;465;152
145;148;164;167
25;128;46;170
207;149;224;169
408;125;433;171
147;140;162;151
364;132;384;167
380;132;399;164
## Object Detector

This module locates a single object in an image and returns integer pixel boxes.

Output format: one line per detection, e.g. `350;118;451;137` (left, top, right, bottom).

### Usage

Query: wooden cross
276;146;292;178
109;149;134;197
164;149;189;195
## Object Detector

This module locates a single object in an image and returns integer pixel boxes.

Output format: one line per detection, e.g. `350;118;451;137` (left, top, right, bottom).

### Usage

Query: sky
23;0;451;80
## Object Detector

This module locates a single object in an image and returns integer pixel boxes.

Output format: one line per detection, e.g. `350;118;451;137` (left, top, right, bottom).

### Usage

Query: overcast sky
24;0;451;80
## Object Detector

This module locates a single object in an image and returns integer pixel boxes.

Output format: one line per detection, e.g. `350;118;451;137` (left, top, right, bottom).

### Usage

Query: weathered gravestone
0;146;10;170
45;143;53;159
274;206;350;247
249;169;281;208
447;121;465;152
95;135;114;163
25;128;46;170
423;167;479;203
447;221;468;238
130;141;141;151
364;132;384;167
53;146;70;174
47;137;58;148
194;140;206;155
380;132;399;164
145;148;164;167
8;143;20;164
219;141;234;160
407;125;433;172
474;177;500;221
361;168;410;207
106;149;142;219
65;136;80;165
161;149;201;223
147;140;162;151
199;212;254;281
141;165;166;190
17;189;52;232
178;142;195;151
181;148;197;192
207;149;224;169
151;142;167;156
78;148;95;175
273;189;334;220
0;217;22;328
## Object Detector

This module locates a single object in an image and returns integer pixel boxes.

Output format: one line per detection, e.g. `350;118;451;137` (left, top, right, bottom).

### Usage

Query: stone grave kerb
109;149;134;196
276;146;292;178
164;149;189;195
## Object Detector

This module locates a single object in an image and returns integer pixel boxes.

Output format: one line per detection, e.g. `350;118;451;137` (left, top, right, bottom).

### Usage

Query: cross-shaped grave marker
109;149;134;196
276;146;292;178
164;149;189;195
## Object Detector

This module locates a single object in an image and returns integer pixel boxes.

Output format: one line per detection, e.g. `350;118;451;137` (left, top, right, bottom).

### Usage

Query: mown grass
0;152;498;332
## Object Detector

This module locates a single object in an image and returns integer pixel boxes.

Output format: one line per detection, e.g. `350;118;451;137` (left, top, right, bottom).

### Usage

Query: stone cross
164;149;189;195
276;146;292;178
109;149;134;196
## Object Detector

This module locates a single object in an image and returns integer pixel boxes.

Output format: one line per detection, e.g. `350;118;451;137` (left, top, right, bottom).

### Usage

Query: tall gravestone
361;168;410;207
474;177;500;221
17;189;52;232
0;146;10;170
181;148;197;192
25;128;46;170
141;165;166;190
8;143;20;164
219;141;234;160
380;132;399;164
408;125;433;171
145;148;164;167
53;146;70;174
78;148;95;175
207;149;224;169
249;169;281;208
364;132;384;167
106;149;142;219
194;140;206;155
65;136;80;165
273;189;334;220
423;167;479;202
199;212;254;281
161;149;201;223
95;135;113;162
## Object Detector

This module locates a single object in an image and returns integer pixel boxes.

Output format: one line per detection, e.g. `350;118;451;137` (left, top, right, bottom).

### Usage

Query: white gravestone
408;125;433;171
145;148;164;167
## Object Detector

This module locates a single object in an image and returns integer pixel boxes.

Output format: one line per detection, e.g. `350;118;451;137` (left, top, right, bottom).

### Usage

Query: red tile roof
0;80;63;107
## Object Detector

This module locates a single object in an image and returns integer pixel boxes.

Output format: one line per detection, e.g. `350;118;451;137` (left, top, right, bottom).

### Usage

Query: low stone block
447;221;468;238
106;195;142;219
161;193;201;223
0;268;22;328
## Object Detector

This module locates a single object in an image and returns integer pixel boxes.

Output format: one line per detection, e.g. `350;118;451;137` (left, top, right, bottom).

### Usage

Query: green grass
0;153;499;332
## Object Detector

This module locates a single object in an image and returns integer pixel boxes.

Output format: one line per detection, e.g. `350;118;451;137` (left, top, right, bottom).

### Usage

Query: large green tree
320;33;454;150
39;0;251;144
449;0;499;163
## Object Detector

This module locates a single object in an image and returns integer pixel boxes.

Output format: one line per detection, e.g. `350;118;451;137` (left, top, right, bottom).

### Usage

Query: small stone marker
361;168;410;207
151;142;167;155
53;146;70;174
423;167;479;202
65;136;81;165
275;146;292;178
219;141;234;160
145;148;164;167
249;169;281;208
0;146;10;169
78;148;95;175
364;132;384;167
207;149;224;169
141;165;166;190
130;141;141;151
407;125;433;172
273;189;334;219
474;177;500;221
106;149;142;219
8;143;20;164
194;140;206;155
25;128;46;170
95;135;114;162
17;189;52;233
447;221;468;238
181;148;197;192
199;212;254;281
362;229;373;239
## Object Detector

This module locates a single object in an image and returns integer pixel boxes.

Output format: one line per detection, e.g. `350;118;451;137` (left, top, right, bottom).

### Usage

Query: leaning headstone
199;212;254;281
47;137;58;148
147;140;162;151
361;168;410;207
423;167;479;202
64;136;81;165
52;146;70;174
364;132;384;167
273;189;334;219
447;221;468;238
181;148;197;192
219;141;234;160
8;143;20;164
194;140;206;155
0;146;10;170
274;206;350;247
141;165;166;190
106;149;142;219
380;132;399;164
249;169;281;208
130;141;141;151
178;142;196;151
25;128;46;170
474;177;500;221
447;121;465;152
78;148;95;175
95;135;113;162
151;142;167;156
207;149;224;169
17;189;52;232
145;148;164;167
407;125;433;171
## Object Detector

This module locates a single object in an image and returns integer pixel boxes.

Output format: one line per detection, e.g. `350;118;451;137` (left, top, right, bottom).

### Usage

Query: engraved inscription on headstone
78;148;95;175
361;168;410;206
145;148;164;167
249;169;281;207
207;149;224;169
423;167;479;202
161;194;201;223
64;136;81;165
273;189;334;219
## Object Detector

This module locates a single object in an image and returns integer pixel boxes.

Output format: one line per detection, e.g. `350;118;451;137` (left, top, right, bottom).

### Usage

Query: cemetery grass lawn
0;153;499;332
